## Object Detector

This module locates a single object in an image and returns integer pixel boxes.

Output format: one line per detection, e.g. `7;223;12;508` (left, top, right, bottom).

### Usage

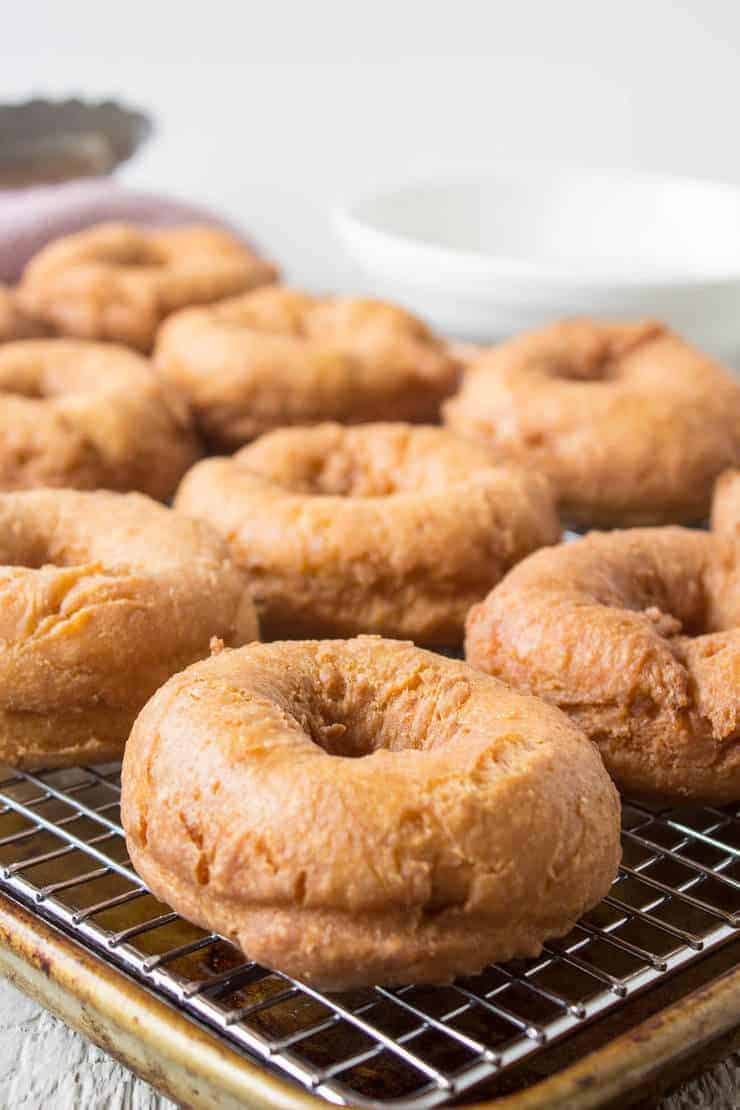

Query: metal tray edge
1;889;739;1110
0;892;317;1110
469;961;740;1110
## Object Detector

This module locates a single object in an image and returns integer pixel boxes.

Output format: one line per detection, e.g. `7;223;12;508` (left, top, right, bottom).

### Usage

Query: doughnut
712;470;740;540
174;422;560;644
0;176;263;283
17;222;278;351
444;319;740;528
0;284;47;342
466;528;740;801
0;489;258;769
155;287;460;449
0;338;200;499
121;636;620;989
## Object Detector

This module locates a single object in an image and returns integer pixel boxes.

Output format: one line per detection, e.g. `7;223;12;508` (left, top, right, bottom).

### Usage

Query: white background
4;0;740;290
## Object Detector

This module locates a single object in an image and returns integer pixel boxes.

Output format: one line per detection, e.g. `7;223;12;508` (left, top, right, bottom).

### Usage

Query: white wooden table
0;975;737;1109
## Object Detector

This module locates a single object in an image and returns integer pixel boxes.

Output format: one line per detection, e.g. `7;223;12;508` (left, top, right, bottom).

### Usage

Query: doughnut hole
0;344;134;400
543;320;664;383
0;285;48;344
85;237;169;270
547;355;617;383
575;533;739;638
201;289;439;346
0;376;43;399
235;422;500;498
0;538;109;574
202;288;314;338
0;503;126;580
0;500;66;568
278;643;473;757
0;350;49;399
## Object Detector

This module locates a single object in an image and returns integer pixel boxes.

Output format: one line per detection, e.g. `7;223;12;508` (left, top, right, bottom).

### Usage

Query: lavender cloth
0;179;246;283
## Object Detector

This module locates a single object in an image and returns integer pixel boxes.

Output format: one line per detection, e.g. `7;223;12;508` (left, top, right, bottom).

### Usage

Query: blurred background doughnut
18;221;278;350
444;319;740;528
155;287;460;449
0;284;48;342
712;469;740;540
174;422;560;645
0;338;200;498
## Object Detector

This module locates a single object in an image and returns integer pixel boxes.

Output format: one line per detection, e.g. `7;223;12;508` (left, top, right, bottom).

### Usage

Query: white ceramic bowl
333;167;740;361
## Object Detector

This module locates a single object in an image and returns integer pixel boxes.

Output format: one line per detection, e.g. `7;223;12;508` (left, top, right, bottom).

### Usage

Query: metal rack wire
0;763;738;1107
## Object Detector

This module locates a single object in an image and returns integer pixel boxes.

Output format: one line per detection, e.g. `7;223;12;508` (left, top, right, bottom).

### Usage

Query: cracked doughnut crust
174;422;560;644
155;286;460;449
17;222;278;351
0;338;200;498
444;319;740;527
121;637;620;989
0;489;258;768
712;470;740;540
466;528;740;800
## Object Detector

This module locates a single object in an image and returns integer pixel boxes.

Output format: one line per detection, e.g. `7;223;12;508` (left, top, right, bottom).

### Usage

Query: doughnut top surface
466;526;740;800
0;338;200;498
0;284;47;342
18;222;278;350
0;488;257;768
174;422;560;643
156;287;460;447
444;318;740;527
236;421;503;497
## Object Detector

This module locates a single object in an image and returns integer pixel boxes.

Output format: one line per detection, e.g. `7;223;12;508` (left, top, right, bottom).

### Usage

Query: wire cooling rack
0;764;738;1107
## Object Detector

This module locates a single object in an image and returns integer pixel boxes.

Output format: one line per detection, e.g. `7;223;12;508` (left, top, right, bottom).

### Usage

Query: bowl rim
333;164;740;289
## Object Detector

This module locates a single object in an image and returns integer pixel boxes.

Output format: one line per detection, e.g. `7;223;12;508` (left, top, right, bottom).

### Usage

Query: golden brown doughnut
17;222;278;351
155;287;460;449
0;489;258;769
174;422;560;644
0;338;200;498
121;636;620;989
712;470;740;540
444;319;740;528
466;527;740;801
0;285;47;342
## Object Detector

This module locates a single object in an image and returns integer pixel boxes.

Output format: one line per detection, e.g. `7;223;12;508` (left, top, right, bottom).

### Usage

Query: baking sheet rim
0;890;739;1110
